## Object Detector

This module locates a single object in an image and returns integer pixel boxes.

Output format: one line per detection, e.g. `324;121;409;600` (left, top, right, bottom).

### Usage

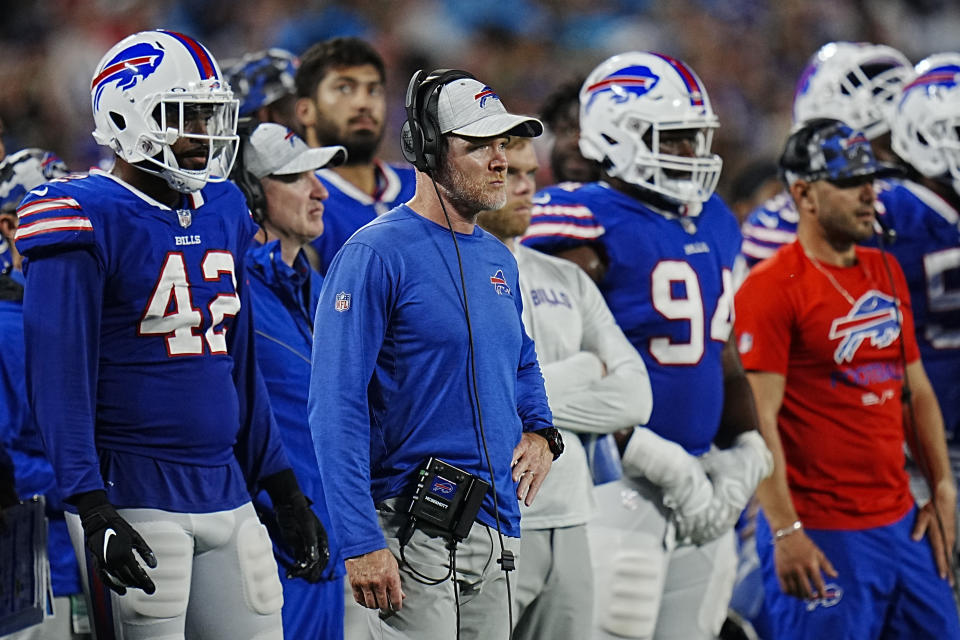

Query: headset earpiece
401;68;477;173
231;118;268;224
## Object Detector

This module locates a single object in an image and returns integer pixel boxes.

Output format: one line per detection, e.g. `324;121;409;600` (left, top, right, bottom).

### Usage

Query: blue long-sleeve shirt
246;240;344;580
17;171;290;512
308;206;553;559
1;285;82;597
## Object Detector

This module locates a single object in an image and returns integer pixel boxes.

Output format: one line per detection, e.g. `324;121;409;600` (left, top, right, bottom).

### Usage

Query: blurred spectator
3;0;960;203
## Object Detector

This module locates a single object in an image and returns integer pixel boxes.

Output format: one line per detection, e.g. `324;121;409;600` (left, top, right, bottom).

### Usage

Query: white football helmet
91;30;238;193
891;54;960;193
0;148;69;213
579;51;722;205
793;42;913;139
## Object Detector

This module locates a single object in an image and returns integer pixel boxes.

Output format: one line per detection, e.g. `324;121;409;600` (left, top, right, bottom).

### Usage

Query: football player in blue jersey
741;42;914;268
309;68;555;640
16;30;324;640
225;48;301;133
238;122;346;640
0;147;89;640
890;53;960;490
523;51;772;640
293;37;416;275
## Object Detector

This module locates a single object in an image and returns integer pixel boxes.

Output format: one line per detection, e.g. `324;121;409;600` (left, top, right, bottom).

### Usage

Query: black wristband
261;469;302;505
71;489;110;514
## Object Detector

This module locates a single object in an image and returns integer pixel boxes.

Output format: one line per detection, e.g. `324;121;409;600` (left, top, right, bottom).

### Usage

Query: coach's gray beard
435;163;507;217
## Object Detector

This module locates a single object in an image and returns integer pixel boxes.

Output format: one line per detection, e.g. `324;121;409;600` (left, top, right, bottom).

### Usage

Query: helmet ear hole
110;112;127;130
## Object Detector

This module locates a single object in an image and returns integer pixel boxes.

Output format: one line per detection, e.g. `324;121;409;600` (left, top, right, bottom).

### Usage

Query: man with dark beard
308;70;558;639
294;37;416;275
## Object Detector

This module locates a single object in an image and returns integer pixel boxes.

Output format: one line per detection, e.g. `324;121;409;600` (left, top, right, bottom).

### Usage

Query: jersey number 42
138;251;241;356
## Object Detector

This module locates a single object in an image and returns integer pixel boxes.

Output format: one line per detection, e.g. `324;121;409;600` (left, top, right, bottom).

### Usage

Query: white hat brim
449;114;543;139
272;145;347;175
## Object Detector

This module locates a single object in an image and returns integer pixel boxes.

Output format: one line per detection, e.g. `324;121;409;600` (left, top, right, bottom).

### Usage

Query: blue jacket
247;240;343;579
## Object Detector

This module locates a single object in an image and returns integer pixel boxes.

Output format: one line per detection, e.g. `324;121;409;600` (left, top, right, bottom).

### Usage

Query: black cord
452;542;461;640
876;235;960;607
398;537;455;586
428;172;515;636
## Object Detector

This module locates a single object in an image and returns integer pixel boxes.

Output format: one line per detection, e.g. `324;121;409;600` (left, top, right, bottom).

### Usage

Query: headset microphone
874;210;897;245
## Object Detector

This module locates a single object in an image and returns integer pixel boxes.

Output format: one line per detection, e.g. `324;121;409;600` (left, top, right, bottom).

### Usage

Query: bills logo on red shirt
335;291;351;312
490;269;511;296
828;291;900;364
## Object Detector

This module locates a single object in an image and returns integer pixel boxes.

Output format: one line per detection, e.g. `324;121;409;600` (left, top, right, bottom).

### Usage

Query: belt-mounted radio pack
406;457;490;542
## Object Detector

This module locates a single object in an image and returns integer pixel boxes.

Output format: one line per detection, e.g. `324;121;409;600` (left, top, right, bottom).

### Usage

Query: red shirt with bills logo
735;241;918;529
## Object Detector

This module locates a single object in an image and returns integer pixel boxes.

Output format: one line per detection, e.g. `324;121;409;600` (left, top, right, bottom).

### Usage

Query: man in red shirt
735;118;959;639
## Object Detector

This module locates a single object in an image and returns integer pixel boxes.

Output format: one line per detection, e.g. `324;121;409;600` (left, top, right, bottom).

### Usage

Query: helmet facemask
793;43;914;140
894;90;960;194
134;90;239;193
625;115;722;204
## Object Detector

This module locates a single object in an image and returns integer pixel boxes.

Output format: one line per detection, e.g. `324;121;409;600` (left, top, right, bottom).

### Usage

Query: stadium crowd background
2;0;959;202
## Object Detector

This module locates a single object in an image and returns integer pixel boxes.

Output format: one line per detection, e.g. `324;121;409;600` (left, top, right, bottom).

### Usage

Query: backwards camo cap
780;118;900;187
437;77;543;138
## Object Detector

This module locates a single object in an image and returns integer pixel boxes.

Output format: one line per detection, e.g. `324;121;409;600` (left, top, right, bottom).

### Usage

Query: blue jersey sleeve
522;185;606;254
514;276;553;433
231;251;291;492
308;242;391;559
22;248;104;502
739;191;798;268
15;187;96;259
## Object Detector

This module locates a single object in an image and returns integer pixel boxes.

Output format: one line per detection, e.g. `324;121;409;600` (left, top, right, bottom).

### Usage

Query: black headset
401;68;477;173
778;117;840;185
230;117;268;225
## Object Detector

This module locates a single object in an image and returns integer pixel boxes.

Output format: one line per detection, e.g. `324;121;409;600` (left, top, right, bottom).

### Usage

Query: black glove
263;469;330;582
0;459;19;532
74;490;157;595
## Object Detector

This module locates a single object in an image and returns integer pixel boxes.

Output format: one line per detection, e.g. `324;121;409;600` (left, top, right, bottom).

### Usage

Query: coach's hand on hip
346;548;406;612
512;432;554;506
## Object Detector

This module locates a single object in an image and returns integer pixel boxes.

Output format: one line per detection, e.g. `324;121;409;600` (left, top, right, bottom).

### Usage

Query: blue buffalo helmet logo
584;65;660;112
92;42;166;109
828;291;901;364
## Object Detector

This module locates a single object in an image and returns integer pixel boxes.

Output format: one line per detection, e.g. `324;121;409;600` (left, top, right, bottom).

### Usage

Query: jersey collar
316;159;404;206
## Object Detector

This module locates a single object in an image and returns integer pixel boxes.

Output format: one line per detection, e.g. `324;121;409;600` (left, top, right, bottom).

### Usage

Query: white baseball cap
244;122;346;179
437;77;543;138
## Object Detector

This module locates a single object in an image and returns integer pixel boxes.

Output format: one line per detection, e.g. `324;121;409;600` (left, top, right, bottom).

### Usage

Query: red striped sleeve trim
17;197;82;219
15;216;94;240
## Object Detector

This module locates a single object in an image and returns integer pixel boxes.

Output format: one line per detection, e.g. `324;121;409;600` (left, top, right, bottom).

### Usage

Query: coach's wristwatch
532;427;564;460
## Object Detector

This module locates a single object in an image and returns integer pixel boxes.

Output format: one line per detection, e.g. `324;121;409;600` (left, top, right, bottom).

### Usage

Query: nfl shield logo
177;209;192;228
335;291;351;312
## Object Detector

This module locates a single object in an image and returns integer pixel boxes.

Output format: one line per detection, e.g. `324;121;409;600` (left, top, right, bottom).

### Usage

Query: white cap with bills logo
244;123;346;179
436;78;543;138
